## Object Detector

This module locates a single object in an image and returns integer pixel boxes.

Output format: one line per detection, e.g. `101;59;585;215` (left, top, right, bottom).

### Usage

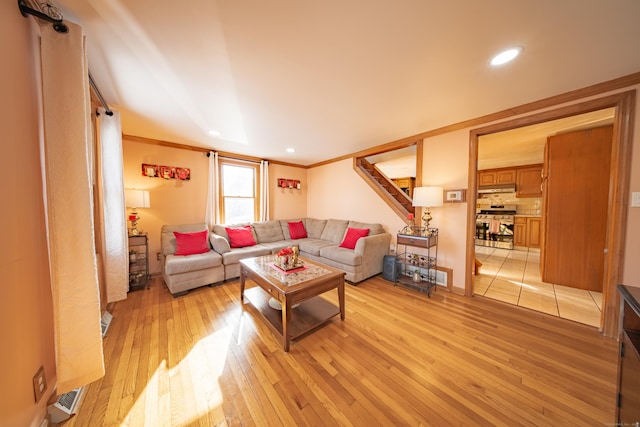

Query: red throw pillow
174;230;209;256
288;221;308;239
226;226;256;248
339;227;370;249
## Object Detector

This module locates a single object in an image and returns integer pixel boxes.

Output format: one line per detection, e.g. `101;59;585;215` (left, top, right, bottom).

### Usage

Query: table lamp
125;189;150;235
412;186;443;229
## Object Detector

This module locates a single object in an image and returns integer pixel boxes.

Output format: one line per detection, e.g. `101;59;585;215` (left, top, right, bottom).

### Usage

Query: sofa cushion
174;230;210;256
212;222;256;242
225;226;257;248
209;233;231;254
305;218;327;239
164;250;222;275
297;239;336;256
320;219;350;244
253;220;285;243
221;245;271;264
348;220;385;236
319;245;362;267
260;241;296;254
288;221;307;239
339;227;370;249
161;223;209;256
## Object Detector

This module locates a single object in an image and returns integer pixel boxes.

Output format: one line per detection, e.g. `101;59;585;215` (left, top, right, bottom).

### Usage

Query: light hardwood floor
62;275;618;426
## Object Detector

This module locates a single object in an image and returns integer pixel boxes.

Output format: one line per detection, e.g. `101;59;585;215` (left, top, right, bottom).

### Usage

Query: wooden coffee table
240;255;345;352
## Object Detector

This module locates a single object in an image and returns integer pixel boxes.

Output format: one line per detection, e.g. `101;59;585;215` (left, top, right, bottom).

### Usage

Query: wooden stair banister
354;157;415;221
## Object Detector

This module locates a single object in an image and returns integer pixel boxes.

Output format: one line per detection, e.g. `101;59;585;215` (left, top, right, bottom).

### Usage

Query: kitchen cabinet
392;177;415;198
514;217;527;246
526;217;542;248
516;164;543;197
514;216;541;249
478;168;516;186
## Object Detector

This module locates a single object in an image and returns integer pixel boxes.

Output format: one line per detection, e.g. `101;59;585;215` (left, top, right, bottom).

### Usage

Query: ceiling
52;0;640;166
478;108;616;170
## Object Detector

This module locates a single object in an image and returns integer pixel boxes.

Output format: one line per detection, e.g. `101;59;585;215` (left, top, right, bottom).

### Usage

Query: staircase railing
353;157;415;222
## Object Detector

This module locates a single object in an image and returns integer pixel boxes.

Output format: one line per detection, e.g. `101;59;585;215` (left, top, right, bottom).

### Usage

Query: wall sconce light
125;189;150;235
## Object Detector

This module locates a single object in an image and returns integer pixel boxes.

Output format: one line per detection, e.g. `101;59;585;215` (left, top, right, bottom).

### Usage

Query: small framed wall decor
142;163;190;180
278;178;301;189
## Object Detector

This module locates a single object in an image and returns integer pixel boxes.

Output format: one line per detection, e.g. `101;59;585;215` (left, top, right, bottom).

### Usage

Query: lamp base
422;208;432;229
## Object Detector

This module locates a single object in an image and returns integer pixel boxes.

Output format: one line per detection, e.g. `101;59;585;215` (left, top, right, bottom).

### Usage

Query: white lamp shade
412;186;443;207
125;189;150;209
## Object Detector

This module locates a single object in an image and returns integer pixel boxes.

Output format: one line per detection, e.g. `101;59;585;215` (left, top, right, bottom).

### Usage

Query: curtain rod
18;0;68;33
89;72;113;116
18;1;114;116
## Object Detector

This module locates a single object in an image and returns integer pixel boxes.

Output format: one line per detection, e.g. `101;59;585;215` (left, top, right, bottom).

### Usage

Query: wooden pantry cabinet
514;216;541;249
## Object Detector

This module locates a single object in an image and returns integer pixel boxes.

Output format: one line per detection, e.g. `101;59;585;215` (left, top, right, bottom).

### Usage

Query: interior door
541;125;613;291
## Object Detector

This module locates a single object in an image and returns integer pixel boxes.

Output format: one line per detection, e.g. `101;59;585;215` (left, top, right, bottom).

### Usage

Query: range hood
478;183;517;194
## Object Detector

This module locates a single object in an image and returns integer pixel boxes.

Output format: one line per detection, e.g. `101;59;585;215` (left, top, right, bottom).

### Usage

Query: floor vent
101;310;113;337
48;387;85;423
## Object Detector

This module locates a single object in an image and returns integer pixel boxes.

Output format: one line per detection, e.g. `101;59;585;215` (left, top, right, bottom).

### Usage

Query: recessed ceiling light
286;148;295;153
490;47;523;66
208;130;221;136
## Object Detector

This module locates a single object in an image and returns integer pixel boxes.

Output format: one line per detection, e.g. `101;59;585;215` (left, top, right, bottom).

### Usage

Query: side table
128;234;149;291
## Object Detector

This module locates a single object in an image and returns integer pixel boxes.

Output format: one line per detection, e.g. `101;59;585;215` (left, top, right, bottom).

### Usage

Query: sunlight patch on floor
121;327;233;426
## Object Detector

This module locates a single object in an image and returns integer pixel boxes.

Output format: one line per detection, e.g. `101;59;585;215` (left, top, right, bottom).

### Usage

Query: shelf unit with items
128;234;149;291
395;227;438;297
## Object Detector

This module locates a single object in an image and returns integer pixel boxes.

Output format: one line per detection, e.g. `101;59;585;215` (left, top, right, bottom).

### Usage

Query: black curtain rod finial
18;0;69;34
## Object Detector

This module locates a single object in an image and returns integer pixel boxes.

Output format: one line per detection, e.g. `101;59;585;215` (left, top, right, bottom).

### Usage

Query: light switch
632;192;640;207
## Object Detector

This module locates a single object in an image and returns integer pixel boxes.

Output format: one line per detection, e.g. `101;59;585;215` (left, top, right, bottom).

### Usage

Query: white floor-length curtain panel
97;109;128;301
260;160;270;221
205;152;220;227
40;22;104;393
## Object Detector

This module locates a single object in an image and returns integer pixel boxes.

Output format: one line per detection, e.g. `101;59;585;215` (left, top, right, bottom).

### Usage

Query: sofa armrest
209;233;231;254
354;233;391;279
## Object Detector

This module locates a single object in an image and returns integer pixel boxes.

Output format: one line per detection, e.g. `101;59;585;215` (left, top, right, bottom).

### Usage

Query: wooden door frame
465;90;636;338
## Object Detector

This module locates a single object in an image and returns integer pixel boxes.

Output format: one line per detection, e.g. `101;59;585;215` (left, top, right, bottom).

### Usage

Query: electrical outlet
632;192;640;207
33;365;47;402
157;252;161;261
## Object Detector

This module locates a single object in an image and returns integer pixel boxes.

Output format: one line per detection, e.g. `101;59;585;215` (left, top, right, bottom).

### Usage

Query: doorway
473;112;613;327
465;91;635;337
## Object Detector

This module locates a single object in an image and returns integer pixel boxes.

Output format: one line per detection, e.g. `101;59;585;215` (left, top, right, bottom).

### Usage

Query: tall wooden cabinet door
541;125;613;291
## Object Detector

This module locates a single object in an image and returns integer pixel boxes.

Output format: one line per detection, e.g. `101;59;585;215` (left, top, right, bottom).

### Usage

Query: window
220;159;259;223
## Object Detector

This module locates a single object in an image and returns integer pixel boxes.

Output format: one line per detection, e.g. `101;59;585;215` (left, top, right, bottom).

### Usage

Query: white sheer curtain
96;109;128;301
39;22;104;392
205;151;220;227
260;160;270;221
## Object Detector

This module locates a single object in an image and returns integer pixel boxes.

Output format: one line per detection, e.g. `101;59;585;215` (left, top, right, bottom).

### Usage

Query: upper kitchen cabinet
478;167;516;186
516;164;543;197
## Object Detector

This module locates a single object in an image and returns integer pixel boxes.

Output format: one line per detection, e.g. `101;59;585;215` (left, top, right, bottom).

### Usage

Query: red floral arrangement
278;247;293;256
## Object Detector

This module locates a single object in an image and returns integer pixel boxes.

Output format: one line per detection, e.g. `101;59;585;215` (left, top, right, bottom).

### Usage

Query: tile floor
473;246;602;328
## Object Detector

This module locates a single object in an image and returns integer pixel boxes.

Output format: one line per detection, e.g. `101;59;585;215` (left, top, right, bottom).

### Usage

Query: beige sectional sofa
160;223;225;296
160;218;391;296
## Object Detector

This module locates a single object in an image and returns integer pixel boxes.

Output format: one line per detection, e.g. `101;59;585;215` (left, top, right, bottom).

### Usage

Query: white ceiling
478;108;616;170
53;0;640;166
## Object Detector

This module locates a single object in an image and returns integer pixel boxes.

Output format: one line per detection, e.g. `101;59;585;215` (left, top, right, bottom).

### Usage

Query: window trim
219;158;260;223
